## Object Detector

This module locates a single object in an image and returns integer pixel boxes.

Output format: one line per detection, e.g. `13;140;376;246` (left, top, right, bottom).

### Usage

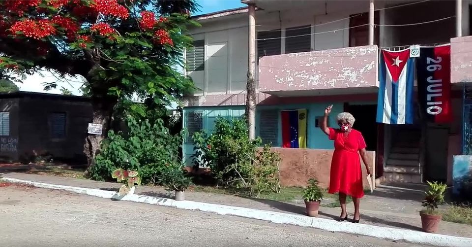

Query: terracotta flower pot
420;212;442;233
305;200;321;217
175;191;185;201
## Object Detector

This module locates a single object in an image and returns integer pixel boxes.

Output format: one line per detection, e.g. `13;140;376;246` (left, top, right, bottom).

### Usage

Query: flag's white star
392;56;403;67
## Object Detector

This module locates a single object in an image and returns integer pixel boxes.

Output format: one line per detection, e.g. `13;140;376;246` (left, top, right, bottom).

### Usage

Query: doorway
346;104;378;151
424;124;449;182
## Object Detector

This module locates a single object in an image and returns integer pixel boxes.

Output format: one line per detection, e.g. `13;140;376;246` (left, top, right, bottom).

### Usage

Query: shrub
302;179;323;202
192;117;281;197
159;162;192;192
90;115;182;184
422;181;447;215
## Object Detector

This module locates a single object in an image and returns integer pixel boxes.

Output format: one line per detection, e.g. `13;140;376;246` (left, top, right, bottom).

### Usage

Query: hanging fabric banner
281;109;307;148
376;49;415;124
416;45;453;123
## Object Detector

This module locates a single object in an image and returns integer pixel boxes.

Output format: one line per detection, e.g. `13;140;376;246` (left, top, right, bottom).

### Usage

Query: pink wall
451;36;472;83
258;46;378;92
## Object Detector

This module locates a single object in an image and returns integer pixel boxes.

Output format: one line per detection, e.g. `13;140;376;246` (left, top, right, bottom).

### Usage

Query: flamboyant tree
0;0;197;171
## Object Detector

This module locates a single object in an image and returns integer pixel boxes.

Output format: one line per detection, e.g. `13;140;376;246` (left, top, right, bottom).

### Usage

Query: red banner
416;45;453;123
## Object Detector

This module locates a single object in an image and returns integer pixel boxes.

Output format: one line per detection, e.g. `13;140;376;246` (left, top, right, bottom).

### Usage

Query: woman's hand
359;148;371;175
320;105;332;136
324;105;333;116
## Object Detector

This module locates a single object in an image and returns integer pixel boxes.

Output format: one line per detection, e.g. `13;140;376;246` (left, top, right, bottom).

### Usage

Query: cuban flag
376;49;415;124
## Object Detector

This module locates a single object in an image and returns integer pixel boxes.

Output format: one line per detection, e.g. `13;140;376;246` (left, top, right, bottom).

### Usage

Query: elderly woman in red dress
320;105;371;223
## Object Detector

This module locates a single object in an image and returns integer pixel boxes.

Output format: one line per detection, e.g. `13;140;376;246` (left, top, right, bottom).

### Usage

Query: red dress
328;128;366;198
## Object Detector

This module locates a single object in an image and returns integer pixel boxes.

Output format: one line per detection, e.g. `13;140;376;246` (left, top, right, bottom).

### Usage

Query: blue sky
195;0;245;15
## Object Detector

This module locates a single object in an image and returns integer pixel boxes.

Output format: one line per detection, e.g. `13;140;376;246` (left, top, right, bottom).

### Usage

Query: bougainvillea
0;0;197;171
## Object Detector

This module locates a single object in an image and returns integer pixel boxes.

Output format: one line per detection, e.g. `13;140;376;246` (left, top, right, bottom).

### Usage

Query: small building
0;92;92;163
182;0;472;187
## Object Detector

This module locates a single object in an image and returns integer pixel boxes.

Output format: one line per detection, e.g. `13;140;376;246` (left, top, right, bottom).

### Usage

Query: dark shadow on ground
246;196;422;232
100;187;120;192
246;197;305;215
366;187;424;202
139;191;172;199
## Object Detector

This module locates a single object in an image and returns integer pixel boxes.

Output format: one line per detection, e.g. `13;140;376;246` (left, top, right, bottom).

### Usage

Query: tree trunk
84;96;117;175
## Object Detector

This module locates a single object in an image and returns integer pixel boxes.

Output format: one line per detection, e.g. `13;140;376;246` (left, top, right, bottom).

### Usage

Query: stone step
382;172;422;184
389;153;419;160
392;142;420;148
391;147;420;154
384;165;420;174
387;159;419;167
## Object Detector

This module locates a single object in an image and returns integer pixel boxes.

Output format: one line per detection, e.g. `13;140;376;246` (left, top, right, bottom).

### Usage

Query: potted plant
111;168;141;196
302;179;323;217
420;181;447;233
160;163;192;201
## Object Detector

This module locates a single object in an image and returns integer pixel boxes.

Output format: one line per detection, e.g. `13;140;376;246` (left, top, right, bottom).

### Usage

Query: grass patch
442;204;472;226
27;164;85;179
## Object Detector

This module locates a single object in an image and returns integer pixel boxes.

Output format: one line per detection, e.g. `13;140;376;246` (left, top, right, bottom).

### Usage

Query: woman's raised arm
320;105;332;136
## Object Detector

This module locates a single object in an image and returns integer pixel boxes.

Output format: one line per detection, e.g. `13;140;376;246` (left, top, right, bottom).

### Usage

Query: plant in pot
111;168;141;196
160;163;192;201
302;179;323;217
420;181;447;233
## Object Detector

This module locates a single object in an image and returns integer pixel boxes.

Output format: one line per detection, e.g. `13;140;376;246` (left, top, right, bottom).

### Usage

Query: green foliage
159;162;192;191
192;117;281;197
90;115;181;184
0;79;19;93
302;179;323;202
422;181;447;215
60;87;73;96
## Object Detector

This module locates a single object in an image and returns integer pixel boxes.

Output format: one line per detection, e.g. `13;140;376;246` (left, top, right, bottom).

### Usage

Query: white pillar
457;0;463;37
247;3;256;140
369;0;375;45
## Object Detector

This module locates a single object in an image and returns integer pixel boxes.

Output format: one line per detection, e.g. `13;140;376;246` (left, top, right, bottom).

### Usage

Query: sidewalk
2;172;472;242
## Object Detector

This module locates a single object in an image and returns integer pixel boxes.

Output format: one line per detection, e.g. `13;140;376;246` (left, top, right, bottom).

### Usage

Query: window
349;12;379;47
285;25;311;54
50;113;66;139
186;40;205;71
257;29;281;60
0;112;9;136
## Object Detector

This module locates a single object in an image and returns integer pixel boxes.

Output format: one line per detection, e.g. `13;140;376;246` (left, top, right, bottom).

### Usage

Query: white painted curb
3;177;472;247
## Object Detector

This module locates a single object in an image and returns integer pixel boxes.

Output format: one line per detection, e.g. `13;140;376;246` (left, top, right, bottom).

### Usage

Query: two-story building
183;0;472;187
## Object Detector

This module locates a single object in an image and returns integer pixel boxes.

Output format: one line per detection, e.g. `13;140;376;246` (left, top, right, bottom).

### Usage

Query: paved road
0;185;426;247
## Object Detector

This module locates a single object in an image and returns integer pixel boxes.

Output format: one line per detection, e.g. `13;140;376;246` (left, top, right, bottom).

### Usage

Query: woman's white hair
337;112;356;126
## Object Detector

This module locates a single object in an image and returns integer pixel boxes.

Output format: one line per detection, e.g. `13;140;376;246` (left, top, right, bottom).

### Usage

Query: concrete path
1;185;428;247
2;172;472;246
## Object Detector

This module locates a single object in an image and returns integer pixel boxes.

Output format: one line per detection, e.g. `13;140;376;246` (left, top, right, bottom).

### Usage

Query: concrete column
247;3;256;140
457;0;463;37
369;0;375;45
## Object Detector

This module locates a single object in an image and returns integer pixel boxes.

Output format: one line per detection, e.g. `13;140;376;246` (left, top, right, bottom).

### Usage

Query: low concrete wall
273;148;375;190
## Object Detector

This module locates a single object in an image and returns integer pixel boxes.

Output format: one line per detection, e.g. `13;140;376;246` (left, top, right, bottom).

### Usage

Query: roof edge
192;6;249;21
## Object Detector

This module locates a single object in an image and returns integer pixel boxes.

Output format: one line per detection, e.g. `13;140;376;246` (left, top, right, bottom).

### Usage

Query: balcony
258;45;379;96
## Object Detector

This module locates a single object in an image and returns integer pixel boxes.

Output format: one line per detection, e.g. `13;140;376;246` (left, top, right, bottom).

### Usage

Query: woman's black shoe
352;219;360;223
337;216;348;222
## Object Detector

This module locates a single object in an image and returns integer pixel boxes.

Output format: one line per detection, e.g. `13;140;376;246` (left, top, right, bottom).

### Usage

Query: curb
3;177;472;247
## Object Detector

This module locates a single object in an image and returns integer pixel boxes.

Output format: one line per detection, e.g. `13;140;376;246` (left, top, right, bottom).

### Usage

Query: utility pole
456;0;462;37
369;0;375;45
246;2;256;140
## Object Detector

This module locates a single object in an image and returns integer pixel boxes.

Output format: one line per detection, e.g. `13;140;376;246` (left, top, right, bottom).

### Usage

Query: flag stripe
281;111;291;148
298;109;307;148
289;111;299;148
376;54;386;123
405;59;415;124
